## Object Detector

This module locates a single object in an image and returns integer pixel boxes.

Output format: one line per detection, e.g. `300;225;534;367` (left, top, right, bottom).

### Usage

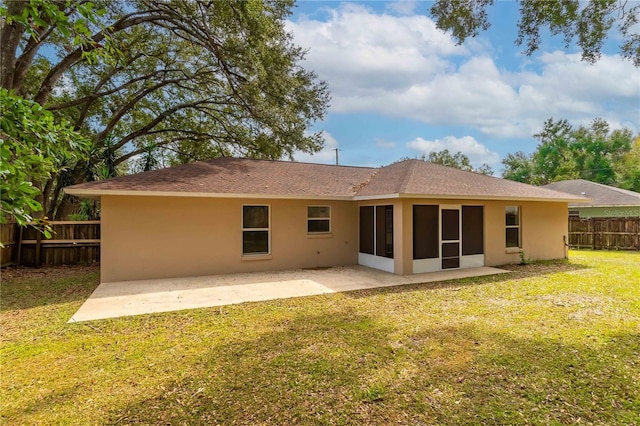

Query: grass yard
1;250;639;425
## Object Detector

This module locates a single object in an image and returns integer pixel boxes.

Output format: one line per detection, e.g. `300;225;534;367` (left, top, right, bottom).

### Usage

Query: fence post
34;227;42;267
15;225;23;266
591;217;596;250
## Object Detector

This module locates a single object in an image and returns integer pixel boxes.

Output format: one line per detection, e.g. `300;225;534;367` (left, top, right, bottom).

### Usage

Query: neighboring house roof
65;158;587;202
542;179;640;207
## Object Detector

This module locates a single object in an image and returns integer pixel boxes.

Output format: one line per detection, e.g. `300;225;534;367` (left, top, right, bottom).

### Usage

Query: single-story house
65;158;587;283
543;179;640;218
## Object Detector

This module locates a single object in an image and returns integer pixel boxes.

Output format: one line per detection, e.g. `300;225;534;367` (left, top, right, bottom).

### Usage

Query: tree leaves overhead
1;0;330;217
430;0;494;44
430;0;640;66
501;118;638;192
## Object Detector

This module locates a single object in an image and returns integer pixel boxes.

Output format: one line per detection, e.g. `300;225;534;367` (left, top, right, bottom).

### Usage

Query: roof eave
568;203;640;208
63;188;355;201
65;188;592;204
355;193;591;203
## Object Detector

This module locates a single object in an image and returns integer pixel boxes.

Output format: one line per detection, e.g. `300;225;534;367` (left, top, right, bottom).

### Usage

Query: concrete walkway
69;265;509;322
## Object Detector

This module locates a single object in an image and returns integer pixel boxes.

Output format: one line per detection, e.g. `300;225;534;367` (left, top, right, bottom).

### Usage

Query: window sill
241;254;273;261
307;233;333;239
505;247;522;254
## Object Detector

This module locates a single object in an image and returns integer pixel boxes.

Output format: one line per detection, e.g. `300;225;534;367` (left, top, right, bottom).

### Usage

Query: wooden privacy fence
568;217;640;251
1;221;100;267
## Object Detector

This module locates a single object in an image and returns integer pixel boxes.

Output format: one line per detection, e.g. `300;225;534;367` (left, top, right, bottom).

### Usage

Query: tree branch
34;11;169;105
94;76;195;145
11;1;83;93
111;99;216;151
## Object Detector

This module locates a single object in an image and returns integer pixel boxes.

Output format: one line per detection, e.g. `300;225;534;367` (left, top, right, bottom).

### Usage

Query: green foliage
430;0;640;66
502;151;534;183
502;118;638;191
2;0;107;43
519;250;529;265
0;89;88;228
430;0;494;43
135;143;160;173
427;149;494;175
614;137;640;192
532;118;579;183
67;213;87;221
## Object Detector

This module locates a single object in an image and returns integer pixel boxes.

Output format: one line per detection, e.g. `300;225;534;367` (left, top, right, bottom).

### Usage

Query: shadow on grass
103;310;638;425
0;265;100;312
2;382;83;423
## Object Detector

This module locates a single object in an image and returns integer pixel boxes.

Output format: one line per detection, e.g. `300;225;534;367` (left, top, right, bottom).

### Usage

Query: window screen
360;205;393;257
413;205;439;259
505;206;521;248
308;206;330;233
359;206;374;255
462;206;484;255
242;205;269;255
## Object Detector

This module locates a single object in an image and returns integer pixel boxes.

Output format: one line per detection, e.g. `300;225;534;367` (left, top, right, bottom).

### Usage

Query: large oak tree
1;0;329;218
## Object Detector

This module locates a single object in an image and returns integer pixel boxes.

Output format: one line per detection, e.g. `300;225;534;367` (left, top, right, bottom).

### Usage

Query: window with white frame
505;206;521;248
307;206;330;233
242;205;270;255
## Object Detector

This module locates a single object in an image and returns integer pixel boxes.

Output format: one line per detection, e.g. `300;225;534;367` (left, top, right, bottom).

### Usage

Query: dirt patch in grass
1;265;99;307
1;264;98;281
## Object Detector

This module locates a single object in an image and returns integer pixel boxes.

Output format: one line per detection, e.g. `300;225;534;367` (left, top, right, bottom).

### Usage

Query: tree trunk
42;168;87;220
0;1;26;90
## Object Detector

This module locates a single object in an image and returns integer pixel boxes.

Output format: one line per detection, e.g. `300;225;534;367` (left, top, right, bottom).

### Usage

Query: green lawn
1;251;639;425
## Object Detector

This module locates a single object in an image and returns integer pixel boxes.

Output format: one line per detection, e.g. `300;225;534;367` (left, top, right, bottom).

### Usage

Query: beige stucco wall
100;196;358;282
482;199;568;266
357;198;568;273
100;195;568;282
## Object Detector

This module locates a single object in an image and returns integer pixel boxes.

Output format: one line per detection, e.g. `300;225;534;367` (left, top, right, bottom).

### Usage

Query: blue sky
287;1;640;174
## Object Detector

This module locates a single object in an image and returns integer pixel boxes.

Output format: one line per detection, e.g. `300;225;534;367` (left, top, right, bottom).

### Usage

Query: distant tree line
423;150;494;176
415;118;638;193
502;118;639;192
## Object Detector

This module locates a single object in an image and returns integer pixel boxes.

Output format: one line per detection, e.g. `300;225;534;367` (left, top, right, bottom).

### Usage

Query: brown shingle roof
543;179;640;207
357;160;584;200
66;157;375;198
65;158;586;202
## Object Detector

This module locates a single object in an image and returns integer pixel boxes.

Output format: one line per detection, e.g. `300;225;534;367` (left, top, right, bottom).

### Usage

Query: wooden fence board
1;221;100;267
568;217;640;251
1;222;18;267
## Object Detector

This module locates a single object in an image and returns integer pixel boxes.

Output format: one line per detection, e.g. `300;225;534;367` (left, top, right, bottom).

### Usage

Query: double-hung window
505;206;521;248
242;205;270;255
307;206;330;233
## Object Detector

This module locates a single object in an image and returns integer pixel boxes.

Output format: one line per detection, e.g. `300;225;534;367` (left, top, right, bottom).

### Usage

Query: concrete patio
69;265;509;322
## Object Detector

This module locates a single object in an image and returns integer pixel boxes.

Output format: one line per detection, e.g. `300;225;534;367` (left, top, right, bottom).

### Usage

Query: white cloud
287;3;467;96
288;7;640;139
406;136;502;167
294;131;340;164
